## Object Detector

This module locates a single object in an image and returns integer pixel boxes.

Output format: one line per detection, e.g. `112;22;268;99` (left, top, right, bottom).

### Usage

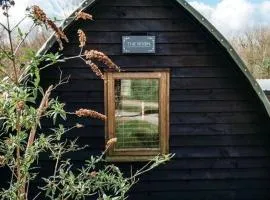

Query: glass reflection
115;79;160;149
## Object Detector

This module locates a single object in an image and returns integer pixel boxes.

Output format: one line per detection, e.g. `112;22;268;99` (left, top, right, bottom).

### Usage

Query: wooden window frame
104;71;170;162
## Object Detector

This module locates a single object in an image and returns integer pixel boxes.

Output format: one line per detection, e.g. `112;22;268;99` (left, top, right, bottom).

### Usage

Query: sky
0;0;270;38
189;0;270;36
202;0;266;5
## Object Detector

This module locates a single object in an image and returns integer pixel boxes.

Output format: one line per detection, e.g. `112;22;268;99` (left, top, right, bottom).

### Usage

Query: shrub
0;1;172;199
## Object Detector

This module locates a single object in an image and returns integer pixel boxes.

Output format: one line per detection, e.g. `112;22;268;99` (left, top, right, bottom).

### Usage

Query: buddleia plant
0;1;173;200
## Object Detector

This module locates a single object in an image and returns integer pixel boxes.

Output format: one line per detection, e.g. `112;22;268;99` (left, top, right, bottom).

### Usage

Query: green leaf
17;27;24;39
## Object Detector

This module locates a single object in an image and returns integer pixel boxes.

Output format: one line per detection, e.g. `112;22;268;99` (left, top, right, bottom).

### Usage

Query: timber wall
36;0;270;199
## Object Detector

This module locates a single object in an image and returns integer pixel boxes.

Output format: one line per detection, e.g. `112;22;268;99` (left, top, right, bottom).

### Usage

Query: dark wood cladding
38;0;270;199
68;32;207;43
63;43;222;56
265;91;270;101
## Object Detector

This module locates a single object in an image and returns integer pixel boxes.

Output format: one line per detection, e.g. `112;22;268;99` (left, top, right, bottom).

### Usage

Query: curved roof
37;0;270;117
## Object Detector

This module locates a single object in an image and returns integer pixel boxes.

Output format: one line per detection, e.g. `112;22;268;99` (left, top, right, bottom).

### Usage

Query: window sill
105;155;161;162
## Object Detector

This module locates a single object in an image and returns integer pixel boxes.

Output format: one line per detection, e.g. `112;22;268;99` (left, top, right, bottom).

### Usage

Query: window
105;71;170;161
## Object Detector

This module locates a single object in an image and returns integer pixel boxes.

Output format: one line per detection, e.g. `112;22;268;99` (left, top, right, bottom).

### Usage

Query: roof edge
175;0;270;117
37;0;270;117
37;0;96;55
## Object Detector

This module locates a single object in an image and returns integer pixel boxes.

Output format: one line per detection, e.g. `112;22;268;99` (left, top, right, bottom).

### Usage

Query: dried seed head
55;34;64;50
78;29;87;48
76;123;84;128
0;156;5;166
75;11;93;21
16;101;25;111
47;19;69;50
58;28;69;43
30;6;69;50
75;109;106;121
106;138;117;149
31;5;47;23
84;50;120;72
89;171;98;177
85;60;104;79
4;139;12;145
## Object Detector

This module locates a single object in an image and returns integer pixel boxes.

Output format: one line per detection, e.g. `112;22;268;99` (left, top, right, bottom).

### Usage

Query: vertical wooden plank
106;72;116;156
166;71;170;154
104;72;108;144
159;71;170;154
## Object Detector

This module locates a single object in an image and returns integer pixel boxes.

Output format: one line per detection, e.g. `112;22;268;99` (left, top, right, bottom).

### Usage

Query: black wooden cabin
19;0;270;199
266;91;270;101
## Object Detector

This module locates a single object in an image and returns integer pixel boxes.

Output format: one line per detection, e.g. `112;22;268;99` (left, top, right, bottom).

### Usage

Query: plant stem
32;192;41;200
5;6;18;84
20;85;53;199
51;147;62;199
16;110;25;200
11;15;28;31
63;55;84;61
27;85;53;148
0;65;14;81
53;149;61;179
14;23;36;55
0;46;13;60
0;21;8;31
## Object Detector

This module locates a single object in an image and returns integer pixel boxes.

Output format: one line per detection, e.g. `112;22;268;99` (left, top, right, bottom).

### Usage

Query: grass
118;104;158;113
116;120;159;148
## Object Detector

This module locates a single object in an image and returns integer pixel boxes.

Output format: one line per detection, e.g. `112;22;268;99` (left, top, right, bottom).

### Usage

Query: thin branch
80;56;87;62
51;147;63;199
63;194;72;200
7;164;18;180
11;15;28;31
0;21;8;31
14;23;36;55
0;46;13;60
9;165;14;188
62;55;84;61
52;68;70;90
128;154;174;180
26;180;30;200
40;61;61;71
32;192;41;200
5;6;18;84
53;148;62;178
41;54;85;71
27;69;69;148
0;63;14;81
27;85;54;148
79;46;83;56
15;110;23;196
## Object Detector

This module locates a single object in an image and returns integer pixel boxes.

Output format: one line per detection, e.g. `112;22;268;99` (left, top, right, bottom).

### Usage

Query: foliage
130;80;159;101
116;120;159;148
231;26;270;79
0;1;172;200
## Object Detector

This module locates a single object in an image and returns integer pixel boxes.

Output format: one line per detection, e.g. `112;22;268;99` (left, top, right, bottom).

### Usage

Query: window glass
114;79;160;149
